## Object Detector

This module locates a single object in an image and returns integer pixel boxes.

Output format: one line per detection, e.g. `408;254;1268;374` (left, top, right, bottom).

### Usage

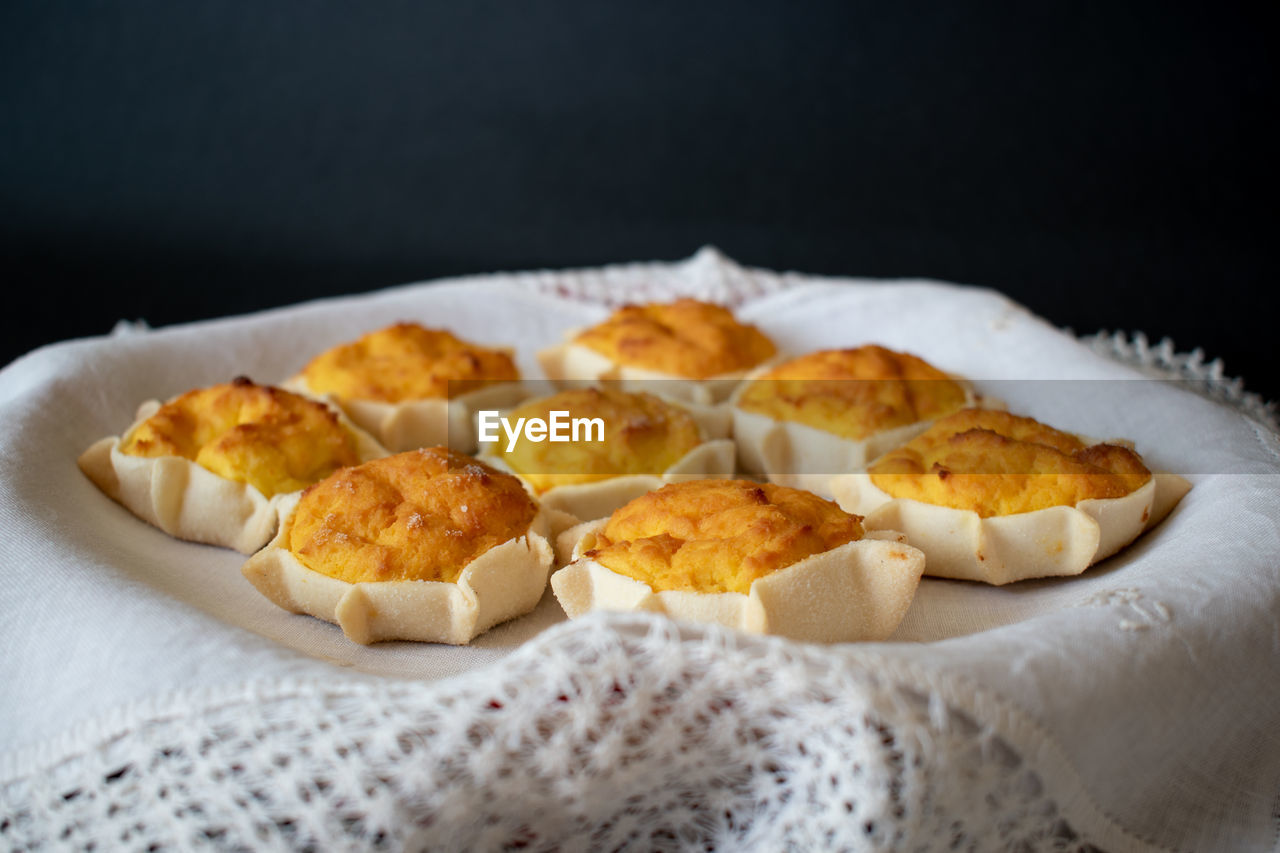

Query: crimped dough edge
77;399;388;555
828;470;1192;585
241;498;554;645
551;520;925;643
284;376;529;454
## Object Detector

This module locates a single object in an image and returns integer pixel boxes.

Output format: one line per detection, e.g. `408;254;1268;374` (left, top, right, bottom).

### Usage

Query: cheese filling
493;388;703;493
585;479;864;594
736;345;967;440
868;409;1152;517
287;448;537;584
573;298;776;378
120;377;360;497
299;323;519;403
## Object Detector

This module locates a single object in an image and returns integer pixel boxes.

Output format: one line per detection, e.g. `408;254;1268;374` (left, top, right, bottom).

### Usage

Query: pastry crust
537;341;768;407
830;472;1190;585
479;387;736;530
537;300;779;406
241;452;554;645
550;480;925;642
551;441;734;520
553;521;924;643
567;298;776;378
731;346;981;498
286;377;528;454
829;410;1192;584
78;385;387;554
288;323;527;453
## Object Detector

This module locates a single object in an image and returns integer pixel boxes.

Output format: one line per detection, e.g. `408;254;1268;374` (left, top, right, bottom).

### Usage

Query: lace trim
0;615;1119;852
1079;329;1278;434
520;245;792;307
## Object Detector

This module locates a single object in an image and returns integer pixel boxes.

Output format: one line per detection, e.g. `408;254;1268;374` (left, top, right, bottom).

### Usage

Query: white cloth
1;248;1277;851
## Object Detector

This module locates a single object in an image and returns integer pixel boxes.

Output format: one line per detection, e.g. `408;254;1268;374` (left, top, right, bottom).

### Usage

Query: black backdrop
3;3;1275;399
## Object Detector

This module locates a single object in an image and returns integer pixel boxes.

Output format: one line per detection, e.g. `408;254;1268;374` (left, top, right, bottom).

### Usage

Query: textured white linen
1;249;1277;851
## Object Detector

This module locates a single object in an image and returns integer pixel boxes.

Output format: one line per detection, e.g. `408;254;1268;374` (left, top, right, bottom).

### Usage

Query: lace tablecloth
2;249;1277;851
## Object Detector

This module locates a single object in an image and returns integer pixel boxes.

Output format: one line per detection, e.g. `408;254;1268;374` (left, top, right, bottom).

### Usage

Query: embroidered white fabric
3;615;1104;852
2;248;1277;852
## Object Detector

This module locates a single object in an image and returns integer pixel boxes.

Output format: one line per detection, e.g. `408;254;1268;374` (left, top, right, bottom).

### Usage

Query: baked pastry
481;387;735;526
78;377;387;553
287;322;527;453
829;408;1191;584
537;298;778;406
242;447;553;645
551;479;925;642
732;345;977;496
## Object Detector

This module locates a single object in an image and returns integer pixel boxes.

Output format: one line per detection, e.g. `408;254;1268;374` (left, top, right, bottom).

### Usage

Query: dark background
3;3;1275;398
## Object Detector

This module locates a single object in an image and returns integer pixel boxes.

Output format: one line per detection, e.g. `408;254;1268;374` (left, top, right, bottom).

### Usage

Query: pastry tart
78;377;387;554
829;408;1191;585
537;298;778;406
551;479;925;642
287;322;527;453
480;386;735;528
732;345;978;497
242;447;553;645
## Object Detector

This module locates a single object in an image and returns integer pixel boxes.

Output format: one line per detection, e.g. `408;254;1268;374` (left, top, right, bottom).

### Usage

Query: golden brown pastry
731;345;978;497
242;448;553;644
481;387;735;528
537;298;778;405
78;377;387;553
830;409;1191;584
570;299;776;378
552;479;925;642
287;322;527;452
735;345;968;440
